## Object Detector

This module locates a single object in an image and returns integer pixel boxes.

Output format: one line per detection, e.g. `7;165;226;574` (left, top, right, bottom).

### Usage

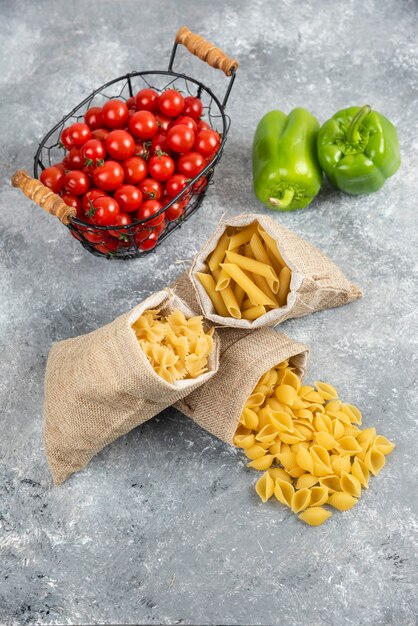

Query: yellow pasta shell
357;427;377;447
364;447;386;476
234;424;252;437
320;475;342;493
291;488;312;513
331;455;351;476
351;458;369;489
342;403;362;425
277;450;297;471
280;429;305;445
309;485;329;507
255;424;279;443
240;408;259;430
296;409;314;421
275;384;298;406
298;507;332;526
374;435;395;455
255;472;275;502
233;434;256;449
296;446;314;473
267;467;292;483
298;385;315;399
303;390;325;404
340;471;362;498
310;445;331;468
274;479;294;507
332;419;345;440
314;414;333;433
245;392;265;408
247;454;275;470
315;431;338;451
269;411;294;433
245;445;267;460
325;399;342;413
328;492;358;511
281;369;301;391
337;436;363;455
268;439;282;456
288;466;306;478
296;474;319;490
314;381;338;400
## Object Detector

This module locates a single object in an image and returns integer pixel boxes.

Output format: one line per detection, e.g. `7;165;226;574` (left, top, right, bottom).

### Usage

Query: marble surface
1;1;417;624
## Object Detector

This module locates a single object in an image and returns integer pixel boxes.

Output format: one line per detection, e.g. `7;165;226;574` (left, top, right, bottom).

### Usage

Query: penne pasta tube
220;263;277;307
250;272;279;305
215;267;231;291
277;266;292;307
242;305;267;320
249;233;273;266
233;283;246;308
258;226;286;268
225;250;279;293
212;268;241;318
227;225;259;250
241;298;254;311
196;272;229;317
208;231;230;273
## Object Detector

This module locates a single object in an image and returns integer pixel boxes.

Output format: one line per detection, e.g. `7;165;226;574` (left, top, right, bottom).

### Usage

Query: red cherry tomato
150;133;170;154
135;88;159;112
60;127;74;150
194;129;221;157
93;160;124;191
129;111;158;140
158;89;185;117
105;130;135;160
108;212;133;238
67;122;92;147
66;147;83;170
79;224;111;244
81;140;106;167
139;177;163;200
101;99;129;129
40;166;64;193
177;151;206;178
137;230;159;251
165;200;186;222
167;124;195;153
91;128;110;142
94;239;120;254
175;115;198;133
88;196;120;226
84;107;103;130
126;96;136;110
148;152;175;181
61;193;82;217
133;141;151;160
196;119;211;132
165;173;190;198
81;188;108;213
137;199;164;226
155;113;172;132
134;228;152;243
63;170;90;195
193;176;208;194
114;185;143;213
54;162;66;172
153;219;166;236
183;96;203;120
122;156;148;185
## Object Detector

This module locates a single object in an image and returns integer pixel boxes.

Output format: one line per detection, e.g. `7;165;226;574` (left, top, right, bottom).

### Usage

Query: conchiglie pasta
232;361;395;526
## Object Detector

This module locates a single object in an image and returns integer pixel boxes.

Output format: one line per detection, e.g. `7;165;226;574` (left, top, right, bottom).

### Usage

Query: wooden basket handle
175;26;238;76
11;170;76;225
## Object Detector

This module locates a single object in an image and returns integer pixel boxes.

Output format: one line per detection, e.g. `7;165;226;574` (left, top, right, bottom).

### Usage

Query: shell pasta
132;308;214;384
197;223;292;320
233;362;395;526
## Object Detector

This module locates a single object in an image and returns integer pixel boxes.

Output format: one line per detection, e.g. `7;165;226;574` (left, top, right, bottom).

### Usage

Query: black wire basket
12;26;238;259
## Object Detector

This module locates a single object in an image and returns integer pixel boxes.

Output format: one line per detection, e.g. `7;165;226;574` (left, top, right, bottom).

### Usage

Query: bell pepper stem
347;105;371;144
269;189;294;209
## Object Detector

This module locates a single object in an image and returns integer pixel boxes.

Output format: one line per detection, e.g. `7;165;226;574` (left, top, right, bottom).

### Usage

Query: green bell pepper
252;108;323;211
317;105;401;195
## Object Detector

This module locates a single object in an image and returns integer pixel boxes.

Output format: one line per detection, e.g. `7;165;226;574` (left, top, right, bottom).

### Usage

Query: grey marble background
1;1;417;624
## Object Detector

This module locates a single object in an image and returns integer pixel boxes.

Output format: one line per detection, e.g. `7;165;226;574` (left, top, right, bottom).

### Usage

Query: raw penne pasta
258;226;287;267
220;263;277;307
208;231;230;273
242;305;267;320
196;272;229;317
225;250;279;293
249;233;274;266
277;267;291;307
215;266;231;291
233;283;246;307
249;271;279;305
227;225;259;250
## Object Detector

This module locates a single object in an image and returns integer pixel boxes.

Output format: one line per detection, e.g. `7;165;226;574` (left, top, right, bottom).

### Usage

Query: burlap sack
174;326;309;444
44;289;220;485
189;213;362;328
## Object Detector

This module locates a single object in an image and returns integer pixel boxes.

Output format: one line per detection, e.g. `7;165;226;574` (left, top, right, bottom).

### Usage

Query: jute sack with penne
174;325;309;444
190;213;362;328
44;289;220;485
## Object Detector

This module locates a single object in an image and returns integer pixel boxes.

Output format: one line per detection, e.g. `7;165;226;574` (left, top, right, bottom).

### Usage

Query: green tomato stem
269;189;295;209
347;105;371;144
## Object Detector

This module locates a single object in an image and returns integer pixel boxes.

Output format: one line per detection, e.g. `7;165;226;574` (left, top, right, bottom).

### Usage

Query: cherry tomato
165;200;186;221
126;96;136;110
196;119;211;132
134;141;151;160
61;193;82;217
194;129;221;157
84;107;103;130
167;124;195;153
60;127;74;150
148;152;175;181
129;111;158;140
54;162;66;172
193;176;208;194
105;130;135;160
114;184;143;213
135;88;159;112
158;89;185;117
82;227;111;244
81;188;108;213
175;115;198;133
108;212;133;238
66;147;83;170
139;177;163;200
81;140;106;167
122;156;147;184
92;128;110;142
151;133;170;154
88;196;120;226
177;151;206;178
137;230;159;251
67;122;92;147
134;228;152;244
165;173;190;198
94;239;120;254
40;166;64;193
102;99;129;129
93;160;124;191
63;170;90;195
137;199;164;226
61;156;70;169
183;96;203;120
155;113;172;132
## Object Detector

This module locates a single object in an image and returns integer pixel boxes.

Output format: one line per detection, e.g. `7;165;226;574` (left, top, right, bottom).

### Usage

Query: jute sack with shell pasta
44;289;220;485
189;213;362;329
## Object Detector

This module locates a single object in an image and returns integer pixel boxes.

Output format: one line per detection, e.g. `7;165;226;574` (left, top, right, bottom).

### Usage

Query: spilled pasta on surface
233;361;395;526
133;308;214;384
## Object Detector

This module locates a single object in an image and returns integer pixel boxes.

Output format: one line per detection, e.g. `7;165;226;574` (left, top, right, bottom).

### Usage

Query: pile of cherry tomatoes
40;88;221;254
